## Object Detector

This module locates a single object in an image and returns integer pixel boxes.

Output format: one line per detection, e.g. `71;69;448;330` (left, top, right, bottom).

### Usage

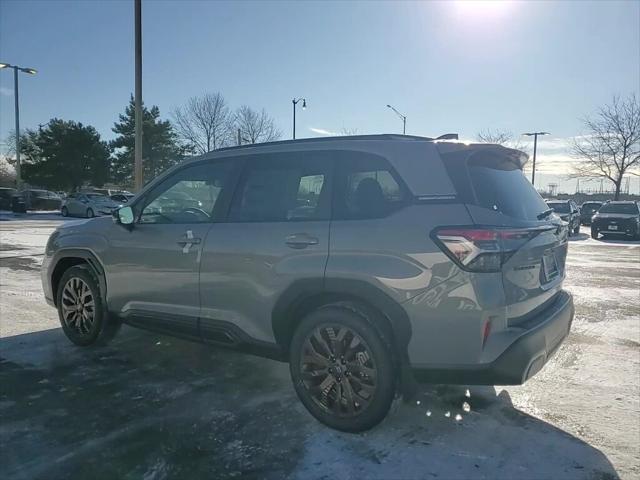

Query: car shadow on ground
569;232;591;241
570;228;640;245
0;211;71;222
0;327;620;480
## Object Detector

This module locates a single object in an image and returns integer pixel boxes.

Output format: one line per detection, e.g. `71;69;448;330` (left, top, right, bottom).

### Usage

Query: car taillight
432;227;546;273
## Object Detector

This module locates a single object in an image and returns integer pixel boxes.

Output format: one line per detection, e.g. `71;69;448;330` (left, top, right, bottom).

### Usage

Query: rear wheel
56;265;119;346
61;206;68;217
289;304;396;432
86;208;94;218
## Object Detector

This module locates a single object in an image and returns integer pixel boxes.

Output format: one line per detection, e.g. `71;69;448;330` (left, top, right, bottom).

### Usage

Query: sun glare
454;0;513;18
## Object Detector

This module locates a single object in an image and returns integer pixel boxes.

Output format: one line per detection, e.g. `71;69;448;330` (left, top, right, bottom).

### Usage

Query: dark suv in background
42;135;573;432
580;201;603;225
546;200;580;235
591;201;640;240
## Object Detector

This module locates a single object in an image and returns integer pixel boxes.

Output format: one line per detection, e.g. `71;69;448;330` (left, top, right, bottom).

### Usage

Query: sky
1;0;639;193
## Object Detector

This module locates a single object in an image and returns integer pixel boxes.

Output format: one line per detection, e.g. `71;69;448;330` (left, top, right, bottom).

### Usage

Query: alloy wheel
299;325;377;417
61;277;95;336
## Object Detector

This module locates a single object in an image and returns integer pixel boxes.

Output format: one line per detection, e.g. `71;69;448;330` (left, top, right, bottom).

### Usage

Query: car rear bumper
410;290;574;385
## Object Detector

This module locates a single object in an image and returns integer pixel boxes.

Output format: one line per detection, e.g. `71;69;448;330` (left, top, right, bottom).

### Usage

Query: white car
61;193;119;218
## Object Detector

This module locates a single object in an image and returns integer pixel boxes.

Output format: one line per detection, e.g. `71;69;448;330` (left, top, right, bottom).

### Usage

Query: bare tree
338;127;359;136
232;106;282;144
172;93;231;154
476;128;527;152
570;94;640;200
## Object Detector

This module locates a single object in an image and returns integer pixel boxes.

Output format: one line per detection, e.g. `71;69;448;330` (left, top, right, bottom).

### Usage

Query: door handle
285;233;319;249
177;230;201;253
177;238;201;245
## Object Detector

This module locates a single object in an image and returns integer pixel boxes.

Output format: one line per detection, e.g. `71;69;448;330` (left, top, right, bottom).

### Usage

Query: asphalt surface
1;212;638;480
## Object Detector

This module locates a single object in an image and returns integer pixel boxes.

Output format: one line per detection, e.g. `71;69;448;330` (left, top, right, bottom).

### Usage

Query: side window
334;153;408;220
139;161;231;224
229;153;331;222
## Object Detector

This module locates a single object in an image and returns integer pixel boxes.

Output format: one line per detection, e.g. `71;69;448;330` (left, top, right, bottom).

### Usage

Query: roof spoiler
435;133;459;140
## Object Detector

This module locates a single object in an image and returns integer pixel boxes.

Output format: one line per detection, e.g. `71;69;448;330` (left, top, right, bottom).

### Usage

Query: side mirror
114;206;134;226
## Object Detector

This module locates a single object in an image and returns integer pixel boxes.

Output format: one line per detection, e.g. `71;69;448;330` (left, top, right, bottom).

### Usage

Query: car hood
593;213;638;220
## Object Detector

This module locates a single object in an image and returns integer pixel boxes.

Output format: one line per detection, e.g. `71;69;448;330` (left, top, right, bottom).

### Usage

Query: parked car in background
146;190;203;216
591;201;640;240
11;189;62;211
89;188;133;197
110;193;135;204
546;200;580;235
61;192;119;218
0;187;17;210
580;201;603;225
42;135;573;432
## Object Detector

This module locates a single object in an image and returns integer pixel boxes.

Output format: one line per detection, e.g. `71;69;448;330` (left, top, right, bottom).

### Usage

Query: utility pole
134;0;143;191
522;132;549;186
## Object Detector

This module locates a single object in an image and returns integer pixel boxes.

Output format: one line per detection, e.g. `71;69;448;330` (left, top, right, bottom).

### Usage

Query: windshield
468;164;548;221
598;203;639;214
547;202;570;213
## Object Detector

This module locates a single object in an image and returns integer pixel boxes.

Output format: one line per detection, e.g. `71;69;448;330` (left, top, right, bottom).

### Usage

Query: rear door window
229;152;332;222
333;152;408;220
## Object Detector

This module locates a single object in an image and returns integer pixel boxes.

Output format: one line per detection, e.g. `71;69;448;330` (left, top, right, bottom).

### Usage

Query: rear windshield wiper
537;208;554;220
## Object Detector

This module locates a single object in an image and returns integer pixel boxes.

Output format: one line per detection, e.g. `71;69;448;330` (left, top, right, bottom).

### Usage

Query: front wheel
289;304;396;432
61;206;68;217
86;208;94;218
56;265;119;346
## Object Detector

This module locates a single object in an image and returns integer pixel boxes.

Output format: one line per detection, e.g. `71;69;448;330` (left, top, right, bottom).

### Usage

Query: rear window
547;202;570;213
468;163;548;221
598;203;638;214
582;203;602;212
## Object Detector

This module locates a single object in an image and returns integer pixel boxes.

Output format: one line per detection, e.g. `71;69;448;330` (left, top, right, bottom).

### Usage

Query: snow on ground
0;220;638;479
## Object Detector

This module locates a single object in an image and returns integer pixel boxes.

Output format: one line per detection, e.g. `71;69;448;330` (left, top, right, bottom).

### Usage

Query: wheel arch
51;249;107;307
272;278;412;367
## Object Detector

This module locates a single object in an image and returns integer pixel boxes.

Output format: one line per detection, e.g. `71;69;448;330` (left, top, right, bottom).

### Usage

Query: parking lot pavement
1;216;638;480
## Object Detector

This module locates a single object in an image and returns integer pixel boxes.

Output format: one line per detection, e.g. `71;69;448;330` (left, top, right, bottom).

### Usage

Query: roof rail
212;133;435;154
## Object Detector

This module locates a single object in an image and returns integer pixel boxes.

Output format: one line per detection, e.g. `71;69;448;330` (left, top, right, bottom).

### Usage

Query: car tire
289;303;396;433
86;208;94;218
61;206;68;217
591;228;598;239
56;265;120;346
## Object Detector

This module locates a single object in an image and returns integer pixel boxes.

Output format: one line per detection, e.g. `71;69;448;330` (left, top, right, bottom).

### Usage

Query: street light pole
134;0;143;191
13;68;20;188
386;104;407;134
0;63;37;189
292;98;306;139
522;131;549;187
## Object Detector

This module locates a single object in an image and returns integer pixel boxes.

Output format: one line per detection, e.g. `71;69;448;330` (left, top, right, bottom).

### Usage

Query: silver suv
42;135;574;432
